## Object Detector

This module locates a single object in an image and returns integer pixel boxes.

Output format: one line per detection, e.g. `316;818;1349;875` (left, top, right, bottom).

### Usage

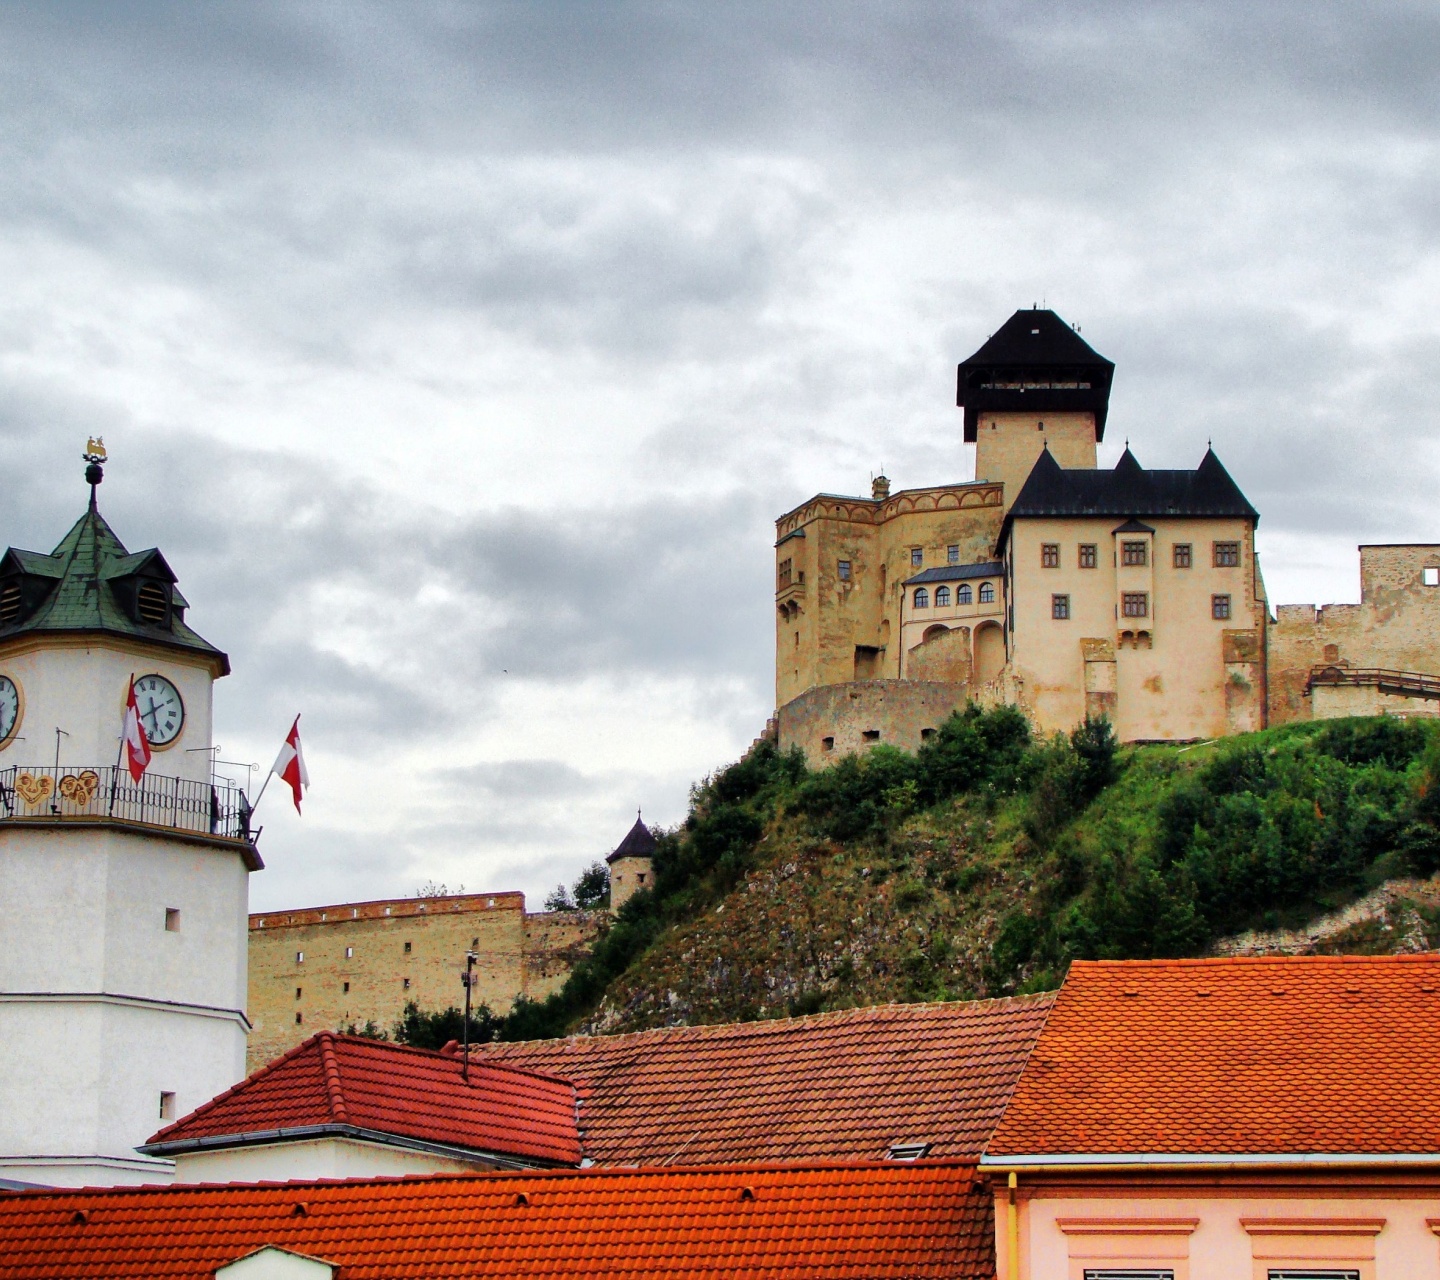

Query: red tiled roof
988;955;1440;1158
0;1160;994;1280
143;1032;580;1167
472;995;1054;1164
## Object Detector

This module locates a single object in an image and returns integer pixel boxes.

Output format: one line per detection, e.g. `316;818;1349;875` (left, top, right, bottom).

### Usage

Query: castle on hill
775;307;1440;760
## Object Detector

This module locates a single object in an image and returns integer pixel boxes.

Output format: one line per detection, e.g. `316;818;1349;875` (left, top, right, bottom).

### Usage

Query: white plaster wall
0;640;215;783
0;826;248;1010
174;1136;482;1184
0;998;244;1181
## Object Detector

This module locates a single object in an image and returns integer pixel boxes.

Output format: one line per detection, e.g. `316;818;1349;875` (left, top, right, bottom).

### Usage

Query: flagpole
107;673;134;816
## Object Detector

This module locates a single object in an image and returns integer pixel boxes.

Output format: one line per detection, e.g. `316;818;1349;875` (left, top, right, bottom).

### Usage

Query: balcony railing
0;765;252;842
1306;664;1440;703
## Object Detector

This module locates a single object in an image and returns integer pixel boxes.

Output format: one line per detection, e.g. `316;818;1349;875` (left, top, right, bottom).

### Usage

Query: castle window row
913;582;995;609
1036;540;1242;569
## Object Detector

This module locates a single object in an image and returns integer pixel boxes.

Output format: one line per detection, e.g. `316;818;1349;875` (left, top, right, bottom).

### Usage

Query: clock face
132;674;185;747
0;675;18;746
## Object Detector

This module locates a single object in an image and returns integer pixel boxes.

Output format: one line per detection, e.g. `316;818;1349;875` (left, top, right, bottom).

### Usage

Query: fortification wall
777;679;970;768
246;893;604;1073
1268;545;1440;725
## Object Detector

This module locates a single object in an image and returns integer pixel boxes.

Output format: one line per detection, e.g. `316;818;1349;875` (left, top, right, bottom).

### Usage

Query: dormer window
136;581;170;626
0;582;20;625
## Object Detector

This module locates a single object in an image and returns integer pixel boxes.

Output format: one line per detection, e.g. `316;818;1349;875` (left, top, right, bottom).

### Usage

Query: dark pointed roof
957;308;1115;441
607;815;657;864
998;446;1257;552
0;501;228;673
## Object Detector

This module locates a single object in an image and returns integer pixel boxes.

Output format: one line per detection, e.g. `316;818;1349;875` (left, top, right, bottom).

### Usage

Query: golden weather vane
83;437;107;464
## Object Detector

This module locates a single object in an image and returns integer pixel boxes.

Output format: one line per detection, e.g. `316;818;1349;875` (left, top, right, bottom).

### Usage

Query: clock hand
143;698;163;731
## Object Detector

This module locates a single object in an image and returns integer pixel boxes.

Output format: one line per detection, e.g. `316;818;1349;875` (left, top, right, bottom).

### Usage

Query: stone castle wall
246;893;605;1074
776;679;970;768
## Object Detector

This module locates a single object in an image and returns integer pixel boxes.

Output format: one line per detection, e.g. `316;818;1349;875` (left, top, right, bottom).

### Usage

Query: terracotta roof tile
143;1032;580;1166
473;995;1054;1164
0;1160;992;1280
988;955;1440;1157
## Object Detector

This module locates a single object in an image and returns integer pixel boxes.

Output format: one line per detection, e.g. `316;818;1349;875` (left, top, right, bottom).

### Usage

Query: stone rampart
777;679;970;768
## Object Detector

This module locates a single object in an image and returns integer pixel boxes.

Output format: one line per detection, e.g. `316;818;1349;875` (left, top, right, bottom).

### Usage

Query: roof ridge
482;991;1058;1050
317;1031;349;1123
331;1032;580;1090
10;1156;985;1200
1073;954;1440;968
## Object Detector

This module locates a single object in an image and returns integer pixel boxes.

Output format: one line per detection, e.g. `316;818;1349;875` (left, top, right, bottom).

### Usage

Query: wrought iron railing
0;765;252;841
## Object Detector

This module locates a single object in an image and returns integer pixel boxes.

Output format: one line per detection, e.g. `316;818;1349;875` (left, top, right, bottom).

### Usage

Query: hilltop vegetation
387;709;1440;1047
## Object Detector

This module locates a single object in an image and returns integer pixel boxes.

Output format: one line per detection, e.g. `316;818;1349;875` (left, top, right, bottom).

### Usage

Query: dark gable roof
0;502;227;672
960;308;1110;369
903;561;1003;586
608;816;658;864
956;308;1115;441
999;446;1257;551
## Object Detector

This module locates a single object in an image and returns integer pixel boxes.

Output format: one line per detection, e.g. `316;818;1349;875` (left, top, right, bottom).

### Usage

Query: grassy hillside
474;709;1440;1041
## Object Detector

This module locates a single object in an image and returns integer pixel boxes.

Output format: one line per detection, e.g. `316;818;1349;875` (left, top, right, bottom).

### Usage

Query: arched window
957;584;972;605
914;588;930;608
978;582;995;604
935;585;951;607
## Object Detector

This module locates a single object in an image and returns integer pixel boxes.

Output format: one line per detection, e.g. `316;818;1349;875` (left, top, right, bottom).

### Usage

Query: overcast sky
2;2;1438;912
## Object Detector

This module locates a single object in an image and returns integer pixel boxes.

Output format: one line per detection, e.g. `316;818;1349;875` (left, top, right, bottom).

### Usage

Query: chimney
871;474;890;501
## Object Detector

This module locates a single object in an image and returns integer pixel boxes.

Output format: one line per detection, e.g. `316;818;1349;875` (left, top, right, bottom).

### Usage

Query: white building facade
0;458;258;1186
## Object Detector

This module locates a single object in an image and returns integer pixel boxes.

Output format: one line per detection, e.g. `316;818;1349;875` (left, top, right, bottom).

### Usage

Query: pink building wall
993;1180;1440;1280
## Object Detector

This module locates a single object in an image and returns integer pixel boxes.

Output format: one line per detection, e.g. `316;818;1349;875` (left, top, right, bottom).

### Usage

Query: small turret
606;812;657;913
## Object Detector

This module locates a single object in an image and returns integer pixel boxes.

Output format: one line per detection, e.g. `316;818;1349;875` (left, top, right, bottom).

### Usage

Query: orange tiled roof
988;955;1440;1159
142;1032;580;1167
471;995;1054;1164
0;1160;993;1280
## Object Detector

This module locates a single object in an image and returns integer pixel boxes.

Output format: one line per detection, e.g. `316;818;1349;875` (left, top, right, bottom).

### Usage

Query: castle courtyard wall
246;894;604;1073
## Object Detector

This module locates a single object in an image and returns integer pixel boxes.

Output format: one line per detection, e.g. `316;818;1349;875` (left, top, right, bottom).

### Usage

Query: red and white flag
122;675;152;783
271;716;309;814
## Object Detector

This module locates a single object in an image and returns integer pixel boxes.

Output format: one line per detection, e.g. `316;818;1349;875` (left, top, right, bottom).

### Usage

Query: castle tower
0;447;258;1187
957;308;1115;505
606;814;656;913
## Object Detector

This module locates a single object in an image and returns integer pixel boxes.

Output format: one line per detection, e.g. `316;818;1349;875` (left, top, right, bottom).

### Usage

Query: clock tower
0;446;259;1187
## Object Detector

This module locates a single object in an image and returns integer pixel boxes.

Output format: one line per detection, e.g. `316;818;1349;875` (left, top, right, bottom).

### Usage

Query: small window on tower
1122;592;1149;618
837;560;851;581
1052;594;1070;620
403;941;412;954
1121;541;1148;567
777;558;792;589
403;977;411;990
159;1092;176;1121
947;545;960;565
295;1011;303;1025
295;951;304;964
345;946;353;958
911;548;923;568
1173;543;1193;569
1078;544;1097;569
1212;594;1232;620
343;981;350;993
1425;567;1440;587
136;581;169;626
1041;543;1060;568
295;987;302;1000
164;908;180;932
